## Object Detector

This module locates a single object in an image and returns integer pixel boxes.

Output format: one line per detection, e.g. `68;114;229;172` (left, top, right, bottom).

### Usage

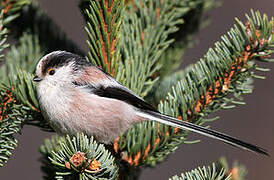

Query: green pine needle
115;9;273;167
0;88;24;167
156;0;218;78
0;0;273;178
85;0;123;76
169;162;231;180
218;157;247;180
0;11;9;82
0;0;31;25
1;32;44;84
40;133;118;180
119;0;186;96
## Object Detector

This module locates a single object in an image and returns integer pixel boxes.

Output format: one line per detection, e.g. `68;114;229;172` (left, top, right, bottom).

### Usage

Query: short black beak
33;76;42;82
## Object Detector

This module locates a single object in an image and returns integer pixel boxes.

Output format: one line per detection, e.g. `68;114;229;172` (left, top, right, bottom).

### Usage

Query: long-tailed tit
33;51;268;155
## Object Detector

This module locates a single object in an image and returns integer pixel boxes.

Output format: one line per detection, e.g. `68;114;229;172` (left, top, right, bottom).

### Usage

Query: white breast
37;81;75;134
37;81;143;144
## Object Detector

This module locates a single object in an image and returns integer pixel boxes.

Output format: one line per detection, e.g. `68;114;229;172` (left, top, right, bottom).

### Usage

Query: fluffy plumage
34;51;268;155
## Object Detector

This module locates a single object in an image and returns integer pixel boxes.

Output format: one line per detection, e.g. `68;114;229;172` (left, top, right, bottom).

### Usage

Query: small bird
33;51;268;155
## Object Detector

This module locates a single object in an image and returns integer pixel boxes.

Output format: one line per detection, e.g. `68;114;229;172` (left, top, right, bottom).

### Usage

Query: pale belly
38;84;142;144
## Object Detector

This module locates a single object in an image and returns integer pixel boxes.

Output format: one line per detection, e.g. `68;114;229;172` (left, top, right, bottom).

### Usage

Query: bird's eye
48;68;55;75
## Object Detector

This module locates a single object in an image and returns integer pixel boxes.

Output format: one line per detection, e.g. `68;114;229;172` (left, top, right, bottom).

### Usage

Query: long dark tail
137;110;268;156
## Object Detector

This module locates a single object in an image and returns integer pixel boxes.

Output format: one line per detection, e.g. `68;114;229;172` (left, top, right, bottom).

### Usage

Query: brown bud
87;159;101;171
70;151;86;167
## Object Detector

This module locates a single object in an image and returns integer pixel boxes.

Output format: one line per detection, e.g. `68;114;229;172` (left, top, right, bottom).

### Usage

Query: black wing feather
73;81;158;112
94;85;159;112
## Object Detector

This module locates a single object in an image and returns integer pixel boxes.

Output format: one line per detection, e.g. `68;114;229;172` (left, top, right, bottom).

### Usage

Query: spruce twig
0;0;31;25
85;0;123;76
219;157;247;180
0;0;273;178
0;32;44;83
119;0;185;96
40;133;118;180
169;162;231;180
114;10;273;167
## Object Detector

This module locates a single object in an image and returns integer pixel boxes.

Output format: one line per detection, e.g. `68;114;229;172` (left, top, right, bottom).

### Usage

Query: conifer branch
0;10;14;167
218;157;247;180
0;0;86;168
5;68;50;130
1;32;44;118
114;10;273;167
0;11;8;67
153;157;245;180
85;0;123;76
148;0;218;104
0;0;273;178
0;0;31;25
119;0;186;96
169;162;231;180
157;0;218;78
0;32;43;83
0;87;22;167
0;69;49;166
0;31;49;166
0;1;32;82
40;133;118;180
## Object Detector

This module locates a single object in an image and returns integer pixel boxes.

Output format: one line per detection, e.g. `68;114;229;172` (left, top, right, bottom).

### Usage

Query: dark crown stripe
42;51;90;74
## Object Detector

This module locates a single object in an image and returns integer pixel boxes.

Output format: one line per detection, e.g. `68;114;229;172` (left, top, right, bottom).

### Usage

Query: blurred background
1;0;273;179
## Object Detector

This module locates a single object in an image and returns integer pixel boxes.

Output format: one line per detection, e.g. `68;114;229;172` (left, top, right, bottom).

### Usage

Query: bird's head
33;51;88;87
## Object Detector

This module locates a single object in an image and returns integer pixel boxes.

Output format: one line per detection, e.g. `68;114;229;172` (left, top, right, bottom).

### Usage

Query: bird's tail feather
137;110;268;156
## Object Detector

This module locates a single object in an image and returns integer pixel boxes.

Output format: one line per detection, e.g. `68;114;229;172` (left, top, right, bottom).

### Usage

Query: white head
33;51;93;133
33;51;89;87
